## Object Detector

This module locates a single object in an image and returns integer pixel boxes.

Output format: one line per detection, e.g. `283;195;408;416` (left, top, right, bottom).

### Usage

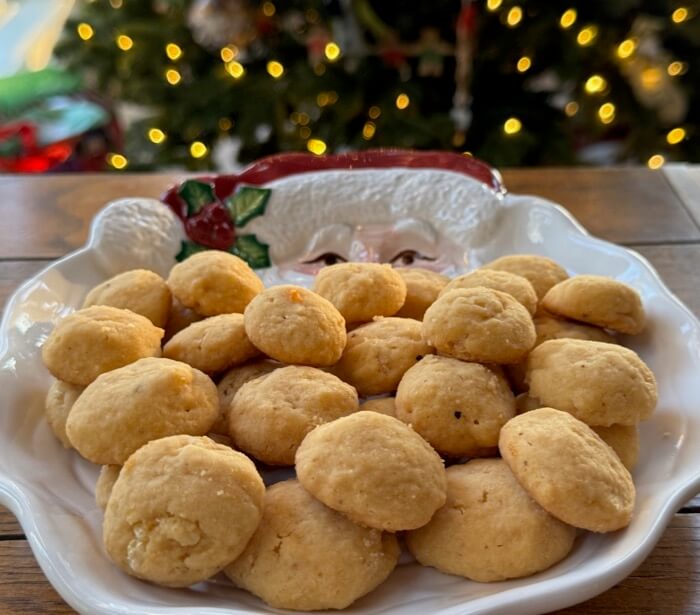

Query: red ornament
184;202;236;249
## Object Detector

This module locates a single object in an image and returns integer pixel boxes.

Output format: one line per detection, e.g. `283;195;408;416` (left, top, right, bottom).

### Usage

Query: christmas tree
55;0;700;170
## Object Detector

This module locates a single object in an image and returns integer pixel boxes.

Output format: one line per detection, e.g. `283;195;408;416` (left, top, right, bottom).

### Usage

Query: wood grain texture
0;508;23;537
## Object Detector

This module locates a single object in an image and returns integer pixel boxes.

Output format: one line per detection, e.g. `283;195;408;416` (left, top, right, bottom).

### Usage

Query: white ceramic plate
2;167;700;615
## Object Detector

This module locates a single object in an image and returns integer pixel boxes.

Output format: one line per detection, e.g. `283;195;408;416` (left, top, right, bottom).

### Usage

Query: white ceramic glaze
1;169;700;615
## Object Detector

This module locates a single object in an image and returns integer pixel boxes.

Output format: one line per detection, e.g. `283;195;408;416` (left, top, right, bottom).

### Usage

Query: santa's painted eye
390;250;436;266
302;252;348;266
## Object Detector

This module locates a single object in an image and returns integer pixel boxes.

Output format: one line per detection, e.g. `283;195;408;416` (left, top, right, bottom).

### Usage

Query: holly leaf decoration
178;179;216;217
175;239;208;262
225;186;271;227
230;234;271;268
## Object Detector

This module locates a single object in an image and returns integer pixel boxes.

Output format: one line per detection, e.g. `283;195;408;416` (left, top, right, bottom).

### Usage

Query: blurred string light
584;75;607;94
291;112;310;125
667;127;686;144
262;2;276;17
220;46;238;62
560;9;577;29
641;67;662;90
165;68;181;85
299;126;311;139
148;128;166;144
647;154;665;169
503;117;522;135
109;0;123;7
598;102;615;124
486;0;502;11
165;43;182;60
218;118;233;131
116;35;133;51
617;39;637;59
368;106;381;119
667;61;687;76
565;101;579;116
516;56;531;72
577;26;598;46
77;23;94;40
395;93;410;109
307;139;327;155
362;121;376;140
190;142;208;158
324;42;341;61
267;60;284;78
506;6;523;27
226;61;245;78
108;153;127;169
671;7;689;23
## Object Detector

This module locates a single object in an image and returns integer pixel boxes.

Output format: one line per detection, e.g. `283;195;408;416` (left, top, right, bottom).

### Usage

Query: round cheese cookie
359;397;397;417
526;339;657;426
422;287;536;364
226;480;400;610
313;263;407;323
499;408;635;532
441;269;538;315
83;269;171;328
41;305;163;386
95;465;121;510
406;459;576;582
295;411;447;531
163;296;203;342
229;366;358;465
163;313;260;374
212;360;279;435
66;357;218;465
396;356;515;457
332;317;433;396
45;380;84;448
103;435;264;587
244;285;346;366
394;267;449;320
541;275;646;335
482;254;569;301
167;250;264;316
593;424;640;471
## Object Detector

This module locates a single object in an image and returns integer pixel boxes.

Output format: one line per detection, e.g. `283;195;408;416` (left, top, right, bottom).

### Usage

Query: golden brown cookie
163;296;203;342
313;263;407;323
103;435;264;587
163;313;260;374
66;357;218;465
422;287;536;364
593;424;640;471
499;408;635;532
225;480;399;610
167;250;264;316
45;380;84;448
482;254;569;301
541;275;646;335
394;268;449;320
441;269;538;315
406;459;576;582
395;356;515;457
41;305;163;386
295;411;447;531
229;366;358;465
526;339;657;426
83;269;171;328
332;317;433;396
244;285;346;366
95;465;121;510
359;397;397;417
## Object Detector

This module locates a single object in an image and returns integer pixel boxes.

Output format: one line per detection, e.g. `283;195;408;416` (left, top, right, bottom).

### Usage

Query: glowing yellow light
262;1;276;17
486;0;502;11
560;9;577;29
148;128;166;144
108;153;127;169
503;117;522;135
506;6;523;26
648;154;665;169
165;43;182;60
327;91;338;104
190;142;208;159
577;25;598;46
220;46;238;62
396;93;410;110
668;61;687;76
641;67;662;90
584;75;607;94
77;23;94;40
617;39;636;59
463;151;473;157
109;0;123;7
362;122;376;140
598;102;616;124
307;139;327;155
165;69;181;85
452;131;466;147
368;106;381;119
267;60;284;78
516;56;532;72
324;42;341;61
565;101;579;117
116;35;133;51
299;126;311;139
226;61;245;78
667;127;686;144
672;7;689;23
218;118;233;131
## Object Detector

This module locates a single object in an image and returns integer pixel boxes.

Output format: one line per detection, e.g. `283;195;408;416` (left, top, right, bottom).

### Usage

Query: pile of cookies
41;249;657;611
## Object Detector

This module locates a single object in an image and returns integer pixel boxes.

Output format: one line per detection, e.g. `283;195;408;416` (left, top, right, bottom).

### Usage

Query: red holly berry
184;201;236;250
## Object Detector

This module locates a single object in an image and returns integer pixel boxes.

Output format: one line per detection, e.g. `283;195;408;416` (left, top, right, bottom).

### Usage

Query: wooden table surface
1;167;700;614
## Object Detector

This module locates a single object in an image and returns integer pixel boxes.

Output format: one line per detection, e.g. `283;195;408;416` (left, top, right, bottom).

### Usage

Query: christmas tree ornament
186;0;257;51
414;27;453;78
451;0;477;132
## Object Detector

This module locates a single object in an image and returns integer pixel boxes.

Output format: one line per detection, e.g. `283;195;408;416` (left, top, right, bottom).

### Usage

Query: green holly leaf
230;234;271;269
178;180;216;217
175;240;208;262
225;186;271;227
